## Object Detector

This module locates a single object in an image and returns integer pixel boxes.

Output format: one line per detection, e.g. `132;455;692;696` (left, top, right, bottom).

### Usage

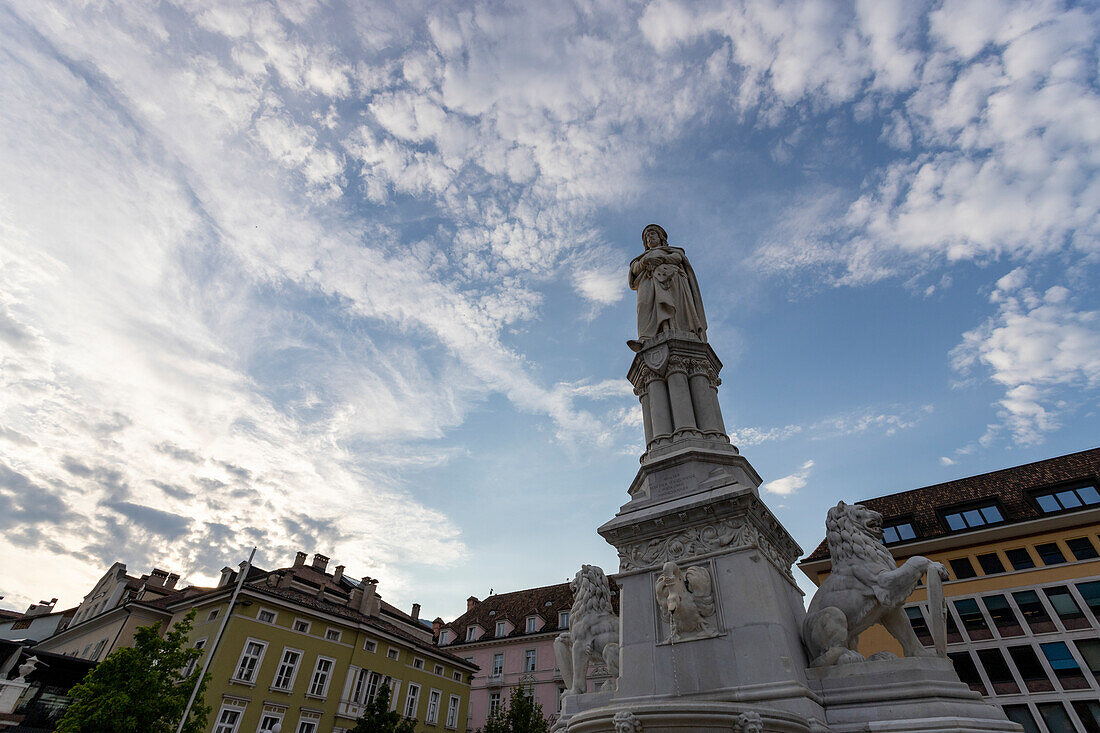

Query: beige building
799;447;1100;733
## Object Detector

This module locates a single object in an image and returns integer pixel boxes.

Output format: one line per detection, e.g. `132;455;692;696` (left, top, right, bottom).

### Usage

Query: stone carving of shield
643;344;669;372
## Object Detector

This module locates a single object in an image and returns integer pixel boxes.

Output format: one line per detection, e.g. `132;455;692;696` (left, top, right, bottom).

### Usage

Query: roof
439;578;620;646
802;447;1100;563
0;609;23;621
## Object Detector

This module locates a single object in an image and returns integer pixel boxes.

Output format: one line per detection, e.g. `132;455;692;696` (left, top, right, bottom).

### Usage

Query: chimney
358;577;380;617
147;568;169;587
432;617;443;637
293;551;307;567
466;596;479;612
411;603;421;621
24;599;57;617
165;573;180;590
312;553;329;572
333;565;345;584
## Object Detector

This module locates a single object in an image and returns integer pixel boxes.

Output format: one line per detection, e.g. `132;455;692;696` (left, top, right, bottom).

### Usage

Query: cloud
951;270;1100;445
762;459;815;496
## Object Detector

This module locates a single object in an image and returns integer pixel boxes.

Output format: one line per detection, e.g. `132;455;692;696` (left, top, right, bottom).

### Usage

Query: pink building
435;580;618;731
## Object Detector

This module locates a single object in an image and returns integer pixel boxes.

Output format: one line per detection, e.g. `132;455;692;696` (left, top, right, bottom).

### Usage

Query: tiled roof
439;578;620;646
802;447;1100;563
0;609;24;621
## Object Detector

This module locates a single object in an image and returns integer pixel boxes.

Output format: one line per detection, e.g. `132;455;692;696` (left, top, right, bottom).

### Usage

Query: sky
1;0;1098;621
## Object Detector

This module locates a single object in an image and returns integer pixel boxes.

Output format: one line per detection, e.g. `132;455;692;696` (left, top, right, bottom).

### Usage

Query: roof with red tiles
802;447;1100;563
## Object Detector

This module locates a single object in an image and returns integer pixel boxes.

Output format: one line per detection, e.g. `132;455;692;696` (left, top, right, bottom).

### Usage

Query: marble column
647;377;673;438
688;368;721;435
666;360;697;433
638;390;654;446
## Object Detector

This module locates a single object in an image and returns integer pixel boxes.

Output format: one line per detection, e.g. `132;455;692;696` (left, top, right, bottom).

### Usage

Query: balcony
337;700;367;719
486;673;504;687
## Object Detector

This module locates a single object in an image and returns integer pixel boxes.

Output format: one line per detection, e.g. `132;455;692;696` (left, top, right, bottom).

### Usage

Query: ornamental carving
666;354;691;375
732;711;763;733
643;344;669;372
617;515;797;582
613;711;643;733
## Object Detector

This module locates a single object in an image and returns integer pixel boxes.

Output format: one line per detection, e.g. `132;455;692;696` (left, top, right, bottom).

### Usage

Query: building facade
436;581;617;731
0;600;75;644
163;552;477;733
798;447;1100;733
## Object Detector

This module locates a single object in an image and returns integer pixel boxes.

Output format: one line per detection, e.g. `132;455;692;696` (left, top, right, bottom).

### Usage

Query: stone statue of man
628;224;707;350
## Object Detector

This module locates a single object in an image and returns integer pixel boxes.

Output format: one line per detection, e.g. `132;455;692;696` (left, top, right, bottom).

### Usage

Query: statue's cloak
629;245;707;343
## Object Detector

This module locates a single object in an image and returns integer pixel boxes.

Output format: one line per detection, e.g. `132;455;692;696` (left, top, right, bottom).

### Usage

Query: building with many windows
435;580;618;731
799;447;1100;733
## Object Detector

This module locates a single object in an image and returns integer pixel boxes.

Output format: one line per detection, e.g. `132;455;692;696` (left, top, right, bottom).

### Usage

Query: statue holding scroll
628;224;707;350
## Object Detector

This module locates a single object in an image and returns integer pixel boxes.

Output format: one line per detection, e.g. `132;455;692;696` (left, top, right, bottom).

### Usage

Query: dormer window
1033;484;1100;514
882;521;916;544
942;503;1003;532
495;621;507;637
438;630;450;645
559;611;570;629
525;616;537;633
466;626;478;642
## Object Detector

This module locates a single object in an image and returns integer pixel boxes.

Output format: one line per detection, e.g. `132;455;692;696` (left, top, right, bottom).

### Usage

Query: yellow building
798;447;1100;733
160;552;477;733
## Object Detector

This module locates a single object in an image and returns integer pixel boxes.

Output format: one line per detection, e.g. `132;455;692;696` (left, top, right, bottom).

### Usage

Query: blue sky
1;0;1097;619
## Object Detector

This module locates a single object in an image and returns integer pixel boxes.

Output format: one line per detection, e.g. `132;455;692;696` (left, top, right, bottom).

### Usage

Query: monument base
0;680;29;714
807;657;1021;732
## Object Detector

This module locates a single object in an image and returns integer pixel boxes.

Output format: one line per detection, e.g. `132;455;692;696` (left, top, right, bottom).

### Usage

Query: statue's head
642;224;668;250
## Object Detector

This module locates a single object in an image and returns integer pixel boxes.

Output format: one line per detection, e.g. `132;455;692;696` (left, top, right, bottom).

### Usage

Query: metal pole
176;547;256;733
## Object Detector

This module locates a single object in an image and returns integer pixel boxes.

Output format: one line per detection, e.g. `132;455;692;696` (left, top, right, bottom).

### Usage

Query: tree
350;682;417;733
54;609;210;733
481;684;549;733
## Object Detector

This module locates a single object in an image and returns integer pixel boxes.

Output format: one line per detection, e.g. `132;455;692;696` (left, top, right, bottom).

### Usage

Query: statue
655;561;717;642
554;564;620;696
14;656;42;683
628;224;707;350
802;501;948;667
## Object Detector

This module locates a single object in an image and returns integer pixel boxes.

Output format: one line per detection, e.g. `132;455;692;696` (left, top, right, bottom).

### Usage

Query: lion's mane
571;564;616;637
826;503;895;573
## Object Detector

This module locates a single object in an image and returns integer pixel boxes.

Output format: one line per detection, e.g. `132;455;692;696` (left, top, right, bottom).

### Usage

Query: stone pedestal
0;680;29;714
807;657;1021;732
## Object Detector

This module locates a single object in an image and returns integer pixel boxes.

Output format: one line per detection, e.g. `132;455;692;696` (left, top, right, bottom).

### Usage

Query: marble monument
553;225;1021;732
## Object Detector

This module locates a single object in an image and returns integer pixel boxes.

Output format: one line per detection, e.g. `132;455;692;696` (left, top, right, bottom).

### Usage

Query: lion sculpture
655;561;716;641
555;564;620;696
802;500;948;667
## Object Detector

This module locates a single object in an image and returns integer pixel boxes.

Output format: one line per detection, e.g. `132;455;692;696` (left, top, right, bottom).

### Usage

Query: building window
496;620;507;636
1043;586;1089;629
325;629;341;642
1077;580;1100;618
258;713;283;732
488;692;501;716
1001;705;1041;733
466;627;478;642
404;683;420;719
413;658;424;670
1073;639;1100;684
207;609;220;623
525;617;538;633
233;639;267;683
882;522;916;544
1007;645;1054;693
976;648;1019;694
295;721;317;733
1035;542;1066;565
524;649;537;672
293;619;311;633
213;706;243;733
426;689;441;724
948;651;986;695
1072;701;1100;732
559;611;569;628
257;608;277;624
183;638;207;678
953;598;992;640
453;671;462;681
976;553;1005;575
904;607;932;646
434;664;444;675
949;557;978;580
364;639;377;652
492;653;504;676
308;656;334;697
1037;703;1076;732
943;504;1003;532
387;647;400;661
437;630;449;645
446;695;460;728
1067;536;1099;560
1012;590;1057;633
1040;641;1090;689
981;595;1023;637
1033;484;1100;513
1004;547;1036;570
272;648;302;690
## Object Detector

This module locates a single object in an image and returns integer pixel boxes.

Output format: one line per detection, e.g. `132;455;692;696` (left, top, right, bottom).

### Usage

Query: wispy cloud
762;460;815;496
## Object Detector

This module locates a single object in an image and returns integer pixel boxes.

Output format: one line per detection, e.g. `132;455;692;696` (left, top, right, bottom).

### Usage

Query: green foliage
481;684;549;733
54;608;210;733
350;682;417;733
